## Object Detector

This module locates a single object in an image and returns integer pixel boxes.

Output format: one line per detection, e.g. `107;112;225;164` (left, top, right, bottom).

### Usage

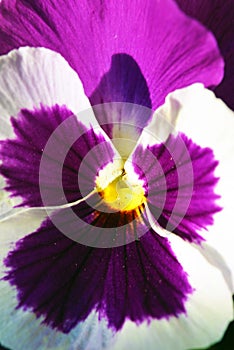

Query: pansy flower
0;1;234;350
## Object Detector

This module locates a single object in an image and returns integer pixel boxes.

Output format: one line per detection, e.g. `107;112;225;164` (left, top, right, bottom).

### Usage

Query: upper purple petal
176;0;234;110
0;0;223;110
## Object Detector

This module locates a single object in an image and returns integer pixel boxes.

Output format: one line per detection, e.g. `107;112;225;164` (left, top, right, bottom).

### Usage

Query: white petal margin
158;83;234;291
0;46;97;140
0;211;114;350
112;234;233;350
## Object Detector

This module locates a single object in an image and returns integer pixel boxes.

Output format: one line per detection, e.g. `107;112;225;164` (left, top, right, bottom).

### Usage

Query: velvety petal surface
0;0;224;111
176;0;234;110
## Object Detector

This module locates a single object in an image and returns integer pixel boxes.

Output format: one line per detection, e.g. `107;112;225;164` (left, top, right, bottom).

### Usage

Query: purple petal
0;0;223;110
132;133;221;243
0;105;114;207
176;0;234;110
4;216;192;333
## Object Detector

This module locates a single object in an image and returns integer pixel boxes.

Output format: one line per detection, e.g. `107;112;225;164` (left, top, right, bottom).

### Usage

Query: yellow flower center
96;167;146;212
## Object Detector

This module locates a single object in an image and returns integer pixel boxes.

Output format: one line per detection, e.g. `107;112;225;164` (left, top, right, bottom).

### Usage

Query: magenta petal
4;217;192;333
176;0;234;110
0;0;223;110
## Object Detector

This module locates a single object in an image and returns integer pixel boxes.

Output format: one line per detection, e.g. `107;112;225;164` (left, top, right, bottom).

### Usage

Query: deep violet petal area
89;54;152;140
132;133;221;243
4;214;192;333
0;104;114;207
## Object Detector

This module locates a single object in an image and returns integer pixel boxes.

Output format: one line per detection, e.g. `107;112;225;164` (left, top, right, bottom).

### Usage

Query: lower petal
2;211;192;339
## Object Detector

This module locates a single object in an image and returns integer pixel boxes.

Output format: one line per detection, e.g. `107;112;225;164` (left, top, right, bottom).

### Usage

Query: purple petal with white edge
0;104;115;208
3;214;192;335
0;212;113;350
112;234;233;350
176;0;234;110
144;83;234;289
132;132;221;243
0;46;95;215
0;0;223;111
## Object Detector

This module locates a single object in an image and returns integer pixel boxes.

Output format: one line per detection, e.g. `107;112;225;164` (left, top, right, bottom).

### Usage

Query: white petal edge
112;234;233;350
0;281;114;350
0;46;100;138
0;211;114;350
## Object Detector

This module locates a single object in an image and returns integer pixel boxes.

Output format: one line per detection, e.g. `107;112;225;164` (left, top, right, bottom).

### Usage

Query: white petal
0;46;97;139
112;234;233;350
136;97;181;149
0;177;13;216
153;83;234;289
